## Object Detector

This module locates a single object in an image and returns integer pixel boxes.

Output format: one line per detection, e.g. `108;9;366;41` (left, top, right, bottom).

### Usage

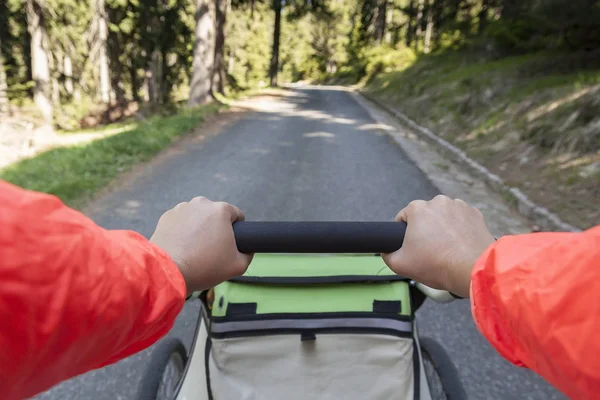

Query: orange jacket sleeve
471;226;600;399
0;181;186;400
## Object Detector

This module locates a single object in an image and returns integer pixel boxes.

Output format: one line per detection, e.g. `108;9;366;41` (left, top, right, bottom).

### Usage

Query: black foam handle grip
233;221;406;254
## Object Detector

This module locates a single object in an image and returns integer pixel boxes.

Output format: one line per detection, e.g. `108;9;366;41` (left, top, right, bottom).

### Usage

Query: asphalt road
37;87;562;400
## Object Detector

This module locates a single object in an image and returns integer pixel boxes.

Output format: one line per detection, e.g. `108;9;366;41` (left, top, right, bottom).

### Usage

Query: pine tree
27;0;53;124
95;0;111;103
268;0;282;86
188;0;214;105
212;0;228;95
0;35;8;114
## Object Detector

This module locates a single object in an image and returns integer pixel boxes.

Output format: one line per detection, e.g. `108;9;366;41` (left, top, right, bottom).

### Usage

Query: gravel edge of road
358;91;580;233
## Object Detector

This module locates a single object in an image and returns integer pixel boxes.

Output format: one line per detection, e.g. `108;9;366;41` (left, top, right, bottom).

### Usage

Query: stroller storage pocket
203;255;420;400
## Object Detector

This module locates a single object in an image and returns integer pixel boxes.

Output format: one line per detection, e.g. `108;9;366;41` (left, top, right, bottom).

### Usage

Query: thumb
233;252;254;276
382;247;412;278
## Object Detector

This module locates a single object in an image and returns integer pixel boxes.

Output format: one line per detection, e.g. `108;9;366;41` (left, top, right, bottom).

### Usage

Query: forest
0;0;599;228
1;0;598;129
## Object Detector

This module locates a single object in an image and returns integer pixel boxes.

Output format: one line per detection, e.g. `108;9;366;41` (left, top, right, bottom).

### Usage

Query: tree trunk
227;49;234;74
107;43;126;105
269;0;281;87
160;51;173;104
106;6;126;105
385;1;393;44
212;0;227;96
0;0;8;52
155;50;163;103
405;0;415;47
188;0;215;106
74;75;82;102
48;50;59;104
19;7;34;97
478;0;490;34
501;0;522;21
63;53;73;97
375;0;387;44
74;87;81;102
423;0;433;53
415;0;425;48
96;0;110;104
447;0;462;21
142;74;149;102
147;49;161;104
0;36;8;115
432;0;444;46
130;61;140;103
26;0;53;124
51;74;60;104
0;0;10;107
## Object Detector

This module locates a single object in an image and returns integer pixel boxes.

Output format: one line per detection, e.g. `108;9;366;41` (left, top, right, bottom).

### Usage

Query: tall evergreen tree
0;35;8;114
268;0;281;86
27;0;53;123
95;0;111;103
212;0;228;95
189;0;214;105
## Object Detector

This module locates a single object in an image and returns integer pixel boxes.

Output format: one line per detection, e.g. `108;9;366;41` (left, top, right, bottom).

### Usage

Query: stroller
137;222;467;400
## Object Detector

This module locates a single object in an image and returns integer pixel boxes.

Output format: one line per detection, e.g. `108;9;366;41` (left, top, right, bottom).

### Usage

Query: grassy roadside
363;51;600;229
0;103;222;208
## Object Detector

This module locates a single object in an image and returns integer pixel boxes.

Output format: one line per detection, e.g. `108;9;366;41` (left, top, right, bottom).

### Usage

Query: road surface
37;87;563;400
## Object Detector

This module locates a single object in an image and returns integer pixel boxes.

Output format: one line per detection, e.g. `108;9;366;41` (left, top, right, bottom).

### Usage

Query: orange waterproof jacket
0;181;186;400
1;180;598;399
471;226;600;399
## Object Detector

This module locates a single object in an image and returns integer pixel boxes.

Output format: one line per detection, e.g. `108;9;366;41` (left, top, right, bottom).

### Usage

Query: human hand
150;197;252;294
382;195;495;298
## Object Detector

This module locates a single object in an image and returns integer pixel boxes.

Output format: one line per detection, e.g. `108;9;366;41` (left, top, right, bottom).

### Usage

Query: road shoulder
352;90;532;237
84;106;249;215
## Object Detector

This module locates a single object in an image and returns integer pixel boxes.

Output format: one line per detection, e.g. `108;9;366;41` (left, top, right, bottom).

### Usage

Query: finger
381;251;394;266
240;252;254;265
432;194;450;203
234;252;254;275
190;196;209;203
173;201;188;210
395;207;408;223
216;202;246;223
229;204;246;223
396;199;426;222
381;248;410;277
454;198;468;207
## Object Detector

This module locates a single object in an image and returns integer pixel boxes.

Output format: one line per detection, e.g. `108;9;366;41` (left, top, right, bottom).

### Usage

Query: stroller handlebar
233;221;406;254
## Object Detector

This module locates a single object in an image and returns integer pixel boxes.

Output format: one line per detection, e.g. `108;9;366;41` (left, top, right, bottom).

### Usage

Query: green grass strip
1;103;222;207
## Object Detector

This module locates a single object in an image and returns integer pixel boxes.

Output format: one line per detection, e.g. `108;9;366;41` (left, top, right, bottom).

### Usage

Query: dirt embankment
366;52;600;229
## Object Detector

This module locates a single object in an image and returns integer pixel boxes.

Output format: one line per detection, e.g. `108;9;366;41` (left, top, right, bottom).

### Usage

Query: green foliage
0;103;222;206
6;81;36;105
2;0;599;128
105;0;195;103
483;0;600;53
365;50;600;228
226;2;273;89
280;14;316;81
2;0;32;98
362;44;416;82
366;50;600;155
53;97;101;131
1;0;196;126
